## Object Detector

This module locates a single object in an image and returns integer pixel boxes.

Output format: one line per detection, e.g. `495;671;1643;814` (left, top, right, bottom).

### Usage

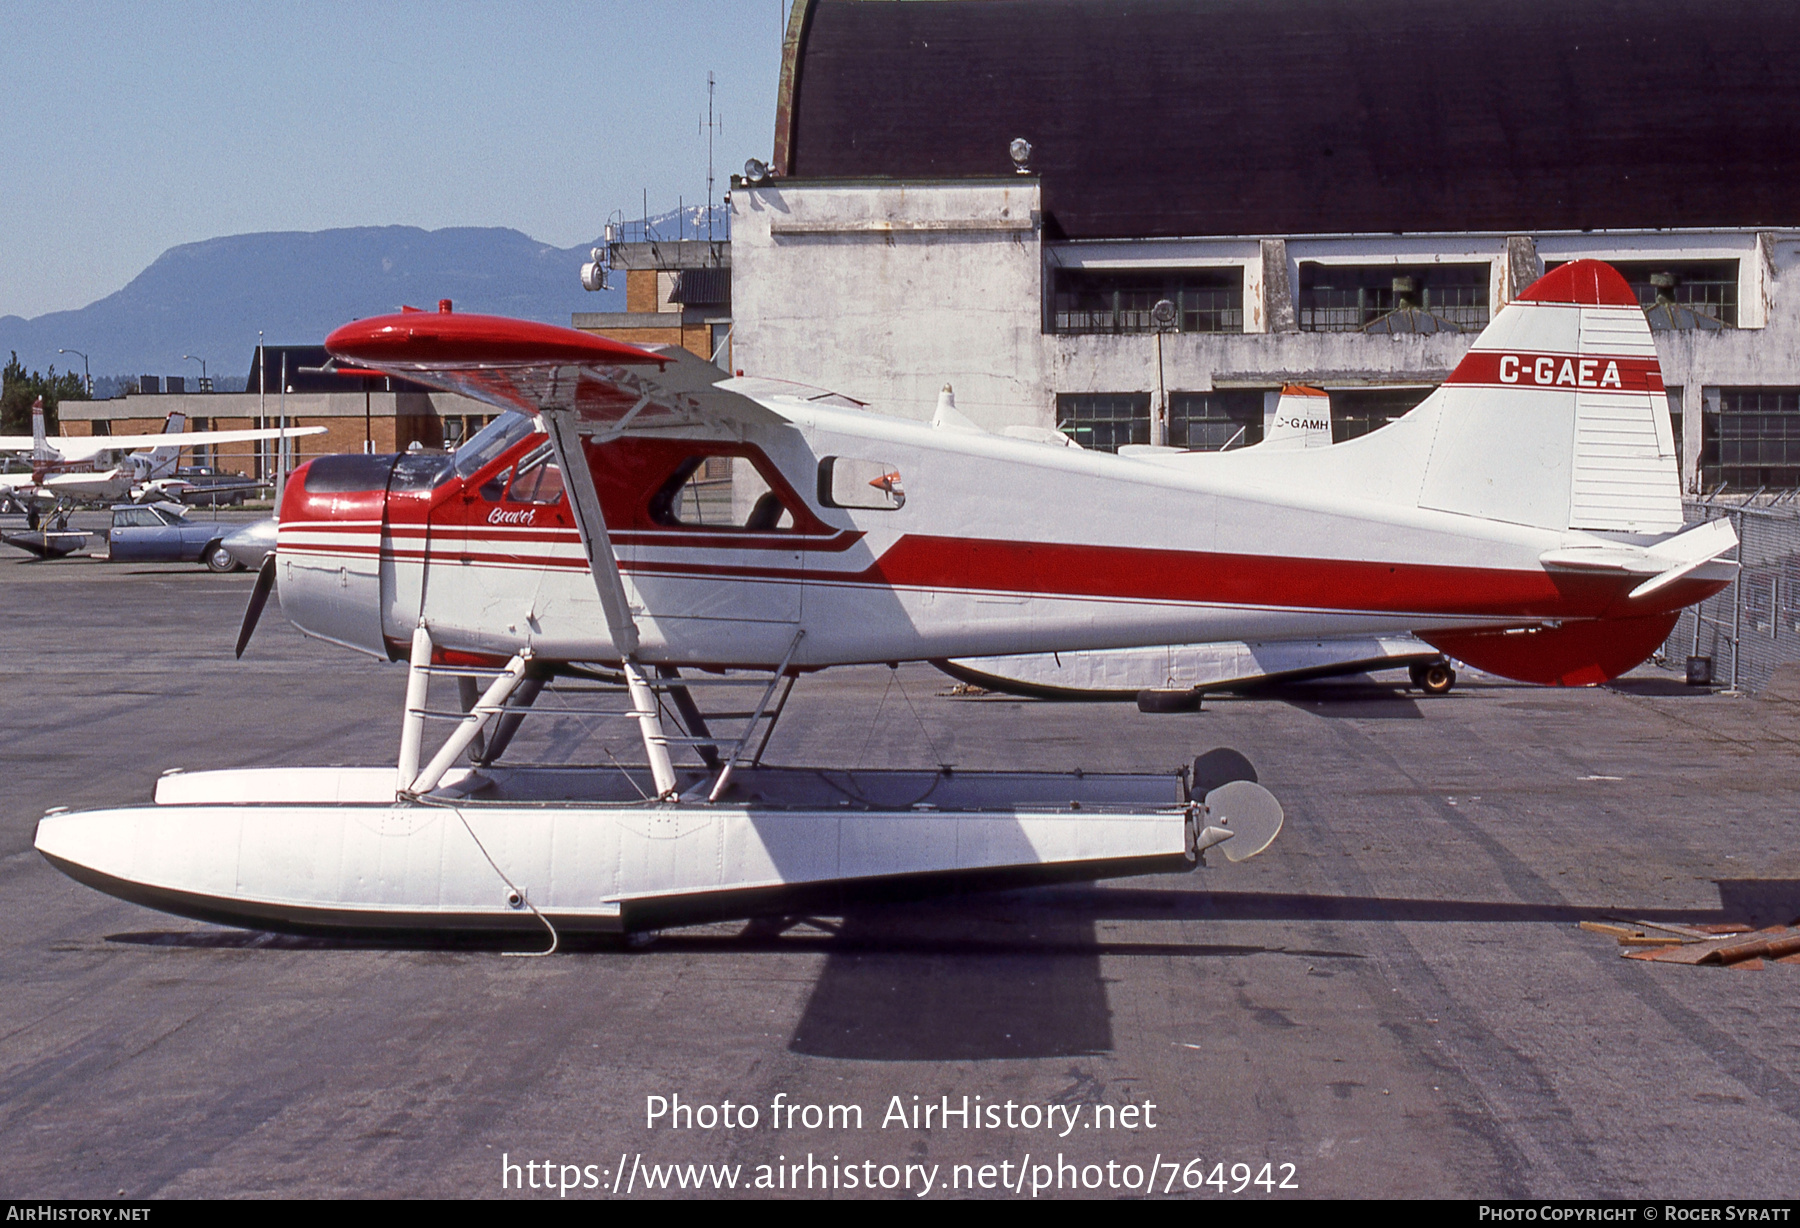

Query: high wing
0;424;326;461
324;308;786;434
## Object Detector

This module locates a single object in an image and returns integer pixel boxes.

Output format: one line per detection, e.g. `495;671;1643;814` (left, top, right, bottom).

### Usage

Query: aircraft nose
266;452;399;660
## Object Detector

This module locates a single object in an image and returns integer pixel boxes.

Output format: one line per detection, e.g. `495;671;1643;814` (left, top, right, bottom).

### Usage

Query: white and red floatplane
36;261;1737;940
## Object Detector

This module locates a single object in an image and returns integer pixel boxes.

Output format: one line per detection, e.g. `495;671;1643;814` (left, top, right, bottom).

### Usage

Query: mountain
0;224;635;386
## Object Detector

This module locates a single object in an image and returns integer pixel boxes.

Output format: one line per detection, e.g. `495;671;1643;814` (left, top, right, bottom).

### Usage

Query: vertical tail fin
1261;385;1332;451
1417;259;1680;534
135;413;188;480
29;396;50;462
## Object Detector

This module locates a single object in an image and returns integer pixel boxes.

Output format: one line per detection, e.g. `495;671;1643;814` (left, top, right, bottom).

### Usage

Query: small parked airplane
36;264;1739;940
0;398;322;524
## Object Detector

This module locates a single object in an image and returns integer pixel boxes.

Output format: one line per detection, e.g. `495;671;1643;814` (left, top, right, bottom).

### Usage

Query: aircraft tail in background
1261;385;1332;451
30;397;52;463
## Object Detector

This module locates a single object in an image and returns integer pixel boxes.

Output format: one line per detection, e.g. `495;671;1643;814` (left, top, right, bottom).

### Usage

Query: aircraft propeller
235;554;277;659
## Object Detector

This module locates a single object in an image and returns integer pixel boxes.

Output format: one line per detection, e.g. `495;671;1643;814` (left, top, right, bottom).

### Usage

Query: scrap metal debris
1580;919;1800;969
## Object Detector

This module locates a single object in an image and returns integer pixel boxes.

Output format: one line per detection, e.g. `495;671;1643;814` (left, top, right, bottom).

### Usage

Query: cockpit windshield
454;411;537;478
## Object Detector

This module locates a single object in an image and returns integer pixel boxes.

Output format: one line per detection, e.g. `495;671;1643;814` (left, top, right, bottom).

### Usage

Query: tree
0;352;88;435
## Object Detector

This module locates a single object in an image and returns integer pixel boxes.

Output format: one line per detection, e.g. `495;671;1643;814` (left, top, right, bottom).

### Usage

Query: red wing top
325;308;783;433
325;311;667;370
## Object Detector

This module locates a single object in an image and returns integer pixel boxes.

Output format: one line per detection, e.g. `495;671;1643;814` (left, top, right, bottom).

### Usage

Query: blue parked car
108;503;237;569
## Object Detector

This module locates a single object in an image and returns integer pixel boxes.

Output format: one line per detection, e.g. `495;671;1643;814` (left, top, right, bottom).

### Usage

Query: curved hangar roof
774;0;1800;239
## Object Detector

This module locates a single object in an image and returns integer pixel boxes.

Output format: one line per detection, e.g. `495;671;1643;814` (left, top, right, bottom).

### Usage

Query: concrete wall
731;179;1048;427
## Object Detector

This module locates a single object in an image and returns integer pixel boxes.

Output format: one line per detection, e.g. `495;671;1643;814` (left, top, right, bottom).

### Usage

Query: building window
1169;391;1264;450
1666;388;1683;466
1298;264;1489;333
1329;388;1433;442
671;268;731;309
1610;260;1737;330
1051;269;1243;334
1702;388;1800;490
1056;392;1150;452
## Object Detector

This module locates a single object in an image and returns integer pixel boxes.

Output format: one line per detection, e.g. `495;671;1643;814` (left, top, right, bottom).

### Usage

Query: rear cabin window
818;457;906;510
650;455;798;531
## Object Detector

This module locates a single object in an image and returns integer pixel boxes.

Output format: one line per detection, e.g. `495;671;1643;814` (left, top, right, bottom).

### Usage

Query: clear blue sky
0;1;789;319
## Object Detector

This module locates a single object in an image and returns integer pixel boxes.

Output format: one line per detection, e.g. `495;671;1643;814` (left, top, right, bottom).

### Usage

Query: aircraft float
35;262;1738;943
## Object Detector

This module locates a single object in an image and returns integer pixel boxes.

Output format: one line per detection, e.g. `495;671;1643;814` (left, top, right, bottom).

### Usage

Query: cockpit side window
505;444;564;505
476;437;565;505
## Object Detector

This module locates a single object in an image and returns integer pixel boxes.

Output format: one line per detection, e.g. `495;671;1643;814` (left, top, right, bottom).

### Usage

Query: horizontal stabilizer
1537;517;1739;602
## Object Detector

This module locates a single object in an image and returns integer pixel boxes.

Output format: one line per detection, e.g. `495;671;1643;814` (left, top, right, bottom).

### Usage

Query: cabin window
477;443;562;505
650;455;798;530
507;444;564;505
1055;392;1150;452
818;457;906;510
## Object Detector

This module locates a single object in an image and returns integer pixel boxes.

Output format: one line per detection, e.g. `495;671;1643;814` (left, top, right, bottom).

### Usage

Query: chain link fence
1666;496;1800;693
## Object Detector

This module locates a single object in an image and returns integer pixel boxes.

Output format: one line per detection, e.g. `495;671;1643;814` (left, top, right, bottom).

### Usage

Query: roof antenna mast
702;71;721;241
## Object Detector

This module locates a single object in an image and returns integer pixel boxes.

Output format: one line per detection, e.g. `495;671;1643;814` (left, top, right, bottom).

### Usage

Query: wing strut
540;406;641;659
540;405;680;797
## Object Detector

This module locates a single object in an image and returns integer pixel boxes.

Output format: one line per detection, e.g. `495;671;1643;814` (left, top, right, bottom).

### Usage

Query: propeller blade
235;554;277;659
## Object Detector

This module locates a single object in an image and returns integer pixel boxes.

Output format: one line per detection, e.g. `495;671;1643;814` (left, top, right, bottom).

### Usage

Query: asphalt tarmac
3;524;1798;1199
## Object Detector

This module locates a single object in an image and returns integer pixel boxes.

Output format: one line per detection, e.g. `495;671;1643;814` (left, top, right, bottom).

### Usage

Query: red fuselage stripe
282;530;1724;620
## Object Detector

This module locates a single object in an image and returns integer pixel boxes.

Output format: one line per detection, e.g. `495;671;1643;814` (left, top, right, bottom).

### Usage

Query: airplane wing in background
0;424;327;462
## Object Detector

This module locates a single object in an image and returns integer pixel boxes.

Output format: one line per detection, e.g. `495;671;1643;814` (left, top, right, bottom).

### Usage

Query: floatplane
35;263;1737;942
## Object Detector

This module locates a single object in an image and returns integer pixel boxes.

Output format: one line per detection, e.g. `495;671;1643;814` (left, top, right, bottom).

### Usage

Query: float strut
396;625;433;791
623;660;679;798
409;652;530;795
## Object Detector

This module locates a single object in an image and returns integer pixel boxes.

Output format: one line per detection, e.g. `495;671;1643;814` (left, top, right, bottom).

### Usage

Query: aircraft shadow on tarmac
102;878;1798;1061
1248;679;1426;719
105;878;1796;952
